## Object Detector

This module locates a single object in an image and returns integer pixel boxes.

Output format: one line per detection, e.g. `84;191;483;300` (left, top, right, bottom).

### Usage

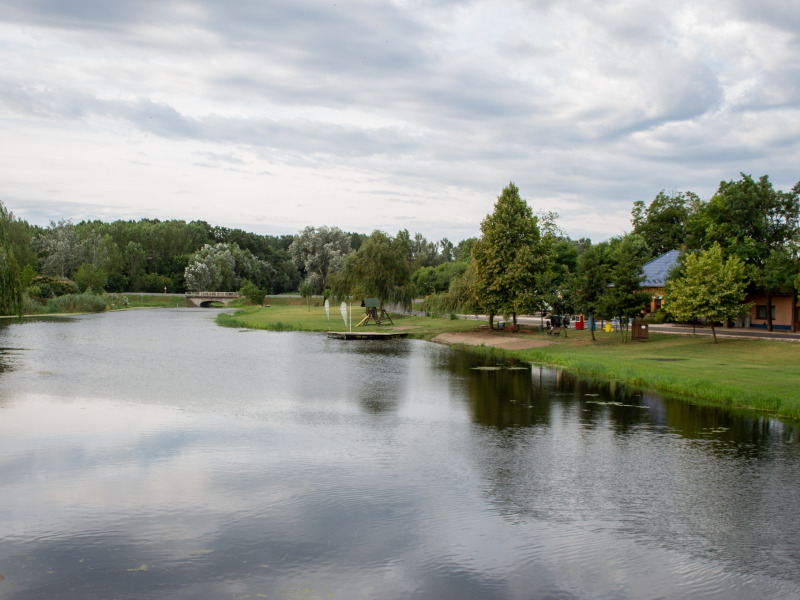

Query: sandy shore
431;330;555;351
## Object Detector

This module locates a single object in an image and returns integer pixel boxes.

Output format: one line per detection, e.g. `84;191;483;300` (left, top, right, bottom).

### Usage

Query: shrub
239;279;265;305
45;293;107;313
26;275;79;299
138;273;173;293
646;309;673;324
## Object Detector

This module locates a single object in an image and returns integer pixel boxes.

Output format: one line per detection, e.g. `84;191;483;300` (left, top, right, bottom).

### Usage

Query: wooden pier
327;331;409;340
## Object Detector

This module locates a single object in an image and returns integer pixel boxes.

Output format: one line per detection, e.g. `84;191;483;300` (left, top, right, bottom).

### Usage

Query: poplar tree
665;243;750;343
471;182;548;330
576;242;610;341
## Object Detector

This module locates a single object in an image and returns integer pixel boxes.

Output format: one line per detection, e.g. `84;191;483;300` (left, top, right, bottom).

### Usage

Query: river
1;308;799;599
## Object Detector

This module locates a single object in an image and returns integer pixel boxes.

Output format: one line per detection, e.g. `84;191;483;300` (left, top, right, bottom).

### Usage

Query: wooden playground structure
356;298;394;327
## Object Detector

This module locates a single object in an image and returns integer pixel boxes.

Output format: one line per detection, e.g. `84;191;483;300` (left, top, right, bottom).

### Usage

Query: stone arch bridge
185;291;239;307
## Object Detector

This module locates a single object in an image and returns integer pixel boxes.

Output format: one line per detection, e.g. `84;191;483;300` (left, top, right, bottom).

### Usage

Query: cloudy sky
2;1;799;243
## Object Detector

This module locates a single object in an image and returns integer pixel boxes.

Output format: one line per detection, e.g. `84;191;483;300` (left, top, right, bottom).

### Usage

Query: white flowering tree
289;226;352;294
184;243;272;292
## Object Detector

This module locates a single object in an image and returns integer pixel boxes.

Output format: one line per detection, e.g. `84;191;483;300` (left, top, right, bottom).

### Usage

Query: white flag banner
324;299;330;320
340;302;348;328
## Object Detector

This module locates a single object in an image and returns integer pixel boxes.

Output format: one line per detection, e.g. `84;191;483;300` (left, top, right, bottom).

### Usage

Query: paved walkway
431;311;800;343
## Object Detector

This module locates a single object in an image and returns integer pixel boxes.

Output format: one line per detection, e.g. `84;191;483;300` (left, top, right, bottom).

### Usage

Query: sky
1;0;799;244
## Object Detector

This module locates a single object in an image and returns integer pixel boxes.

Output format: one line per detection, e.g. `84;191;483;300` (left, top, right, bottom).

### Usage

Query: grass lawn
218;298;800;421
516;332;800;420
216;296;484;337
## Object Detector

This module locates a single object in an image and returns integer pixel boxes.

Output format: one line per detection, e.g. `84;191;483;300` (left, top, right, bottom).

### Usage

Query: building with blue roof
639;249;798;330
639;249;681;313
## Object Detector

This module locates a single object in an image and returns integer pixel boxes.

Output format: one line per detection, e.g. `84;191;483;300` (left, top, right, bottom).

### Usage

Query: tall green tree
598;234;649;342
74;230;110;292
125;241;147;289
453;238;477;262
665;243;750;343
575;242;611;341
35;219;83;278
408;232;440;268
471;182;549;329
631;190;700;255
0;201;24;317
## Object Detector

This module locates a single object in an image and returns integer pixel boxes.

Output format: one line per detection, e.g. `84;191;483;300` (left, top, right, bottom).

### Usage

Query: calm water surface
1;309;799;599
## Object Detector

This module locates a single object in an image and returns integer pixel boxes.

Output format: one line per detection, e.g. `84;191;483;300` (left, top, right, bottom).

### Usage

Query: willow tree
471;182;548;330
665;243;750;343
0;201;24;317
334;230;412;308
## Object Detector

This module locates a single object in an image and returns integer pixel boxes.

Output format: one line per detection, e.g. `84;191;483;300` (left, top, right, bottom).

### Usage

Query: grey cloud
0;0;178;33
0;82;421;157
731;0;800;33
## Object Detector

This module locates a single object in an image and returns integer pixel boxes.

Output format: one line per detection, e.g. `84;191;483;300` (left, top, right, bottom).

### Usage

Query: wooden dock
327;331;409;340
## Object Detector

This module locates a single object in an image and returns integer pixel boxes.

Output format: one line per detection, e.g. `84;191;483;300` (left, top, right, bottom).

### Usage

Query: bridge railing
184;291;240;297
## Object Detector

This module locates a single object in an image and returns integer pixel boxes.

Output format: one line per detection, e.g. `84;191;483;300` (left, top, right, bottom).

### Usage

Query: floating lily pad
127;564;148;572
586;400;649;409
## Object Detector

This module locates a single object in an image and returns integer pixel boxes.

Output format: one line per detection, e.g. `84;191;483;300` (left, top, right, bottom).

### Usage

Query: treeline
1;172;798;330
0;210;467;309
10;218;302;295
427;173;799;339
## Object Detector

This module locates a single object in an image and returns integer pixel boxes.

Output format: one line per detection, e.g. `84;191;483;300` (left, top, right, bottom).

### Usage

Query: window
756;305;775;320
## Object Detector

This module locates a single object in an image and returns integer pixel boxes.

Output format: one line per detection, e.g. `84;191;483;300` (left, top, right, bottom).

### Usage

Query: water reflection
0;310;799;599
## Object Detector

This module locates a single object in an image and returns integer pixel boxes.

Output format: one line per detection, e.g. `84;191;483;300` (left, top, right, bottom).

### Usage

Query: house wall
746;293;797;330
640;287;663;313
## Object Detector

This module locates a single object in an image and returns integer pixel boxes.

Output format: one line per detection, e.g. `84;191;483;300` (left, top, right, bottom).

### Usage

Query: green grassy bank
215;296;481;336
519;334;800;420
219;299;800;422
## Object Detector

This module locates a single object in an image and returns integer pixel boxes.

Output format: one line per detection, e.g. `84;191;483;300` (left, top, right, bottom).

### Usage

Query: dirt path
431;330;555;351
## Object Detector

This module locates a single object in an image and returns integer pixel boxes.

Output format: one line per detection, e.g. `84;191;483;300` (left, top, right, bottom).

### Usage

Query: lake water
1;308;799;599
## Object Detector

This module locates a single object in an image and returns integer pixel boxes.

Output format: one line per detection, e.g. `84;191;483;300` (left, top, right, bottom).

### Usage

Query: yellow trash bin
605;323;612;333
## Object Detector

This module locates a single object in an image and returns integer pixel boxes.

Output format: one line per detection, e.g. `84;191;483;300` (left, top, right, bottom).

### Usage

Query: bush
26;275;79;299
646;309;673;324
138;273;173;293
23;296;45;314
239;279;265;305
74;263;107;293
